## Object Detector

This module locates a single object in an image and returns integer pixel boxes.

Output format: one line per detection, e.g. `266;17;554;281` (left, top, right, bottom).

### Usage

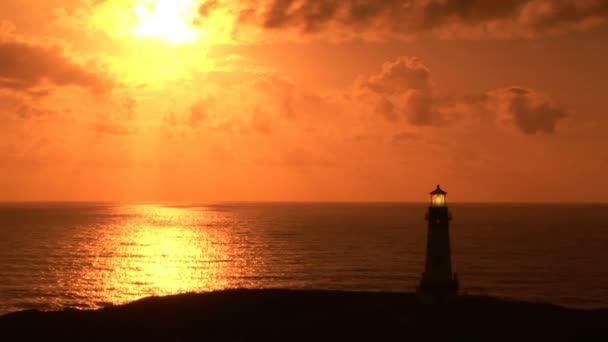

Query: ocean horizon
1;202;607;315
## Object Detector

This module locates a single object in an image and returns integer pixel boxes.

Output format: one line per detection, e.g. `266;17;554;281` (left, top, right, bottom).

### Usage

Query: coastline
1;289;606;341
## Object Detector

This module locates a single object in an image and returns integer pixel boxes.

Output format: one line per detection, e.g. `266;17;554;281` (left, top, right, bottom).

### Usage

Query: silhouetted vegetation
1;289;606;341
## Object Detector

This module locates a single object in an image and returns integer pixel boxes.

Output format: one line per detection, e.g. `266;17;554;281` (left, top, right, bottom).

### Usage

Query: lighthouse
418;185;459;299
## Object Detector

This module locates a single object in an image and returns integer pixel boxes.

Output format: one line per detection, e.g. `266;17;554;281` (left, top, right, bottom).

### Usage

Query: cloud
0;39;112;94
229;0;608;40
354;56;567;134
356;56;441;126
509;90;568;134
488;87;568;134
519;0;608;31
363;56;432;94
0;91;51;120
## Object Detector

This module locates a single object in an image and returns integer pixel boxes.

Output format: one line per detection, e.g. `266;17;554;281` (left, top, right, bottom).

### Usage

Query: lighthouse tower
418;185;459;299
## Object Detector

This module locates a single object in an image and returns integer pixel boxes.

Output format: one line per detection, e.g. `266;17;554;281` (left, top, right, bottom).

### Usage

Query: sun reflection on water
91;204;230;306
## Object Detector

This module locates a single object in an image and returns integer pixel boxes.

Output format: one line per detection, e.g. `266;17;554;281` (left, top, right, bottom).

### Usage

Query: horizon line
1;200;607;205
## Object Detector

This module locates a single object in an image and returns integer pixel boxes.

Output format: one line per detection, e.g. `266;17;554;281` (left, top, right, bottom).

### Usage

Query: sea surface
0;202;607;314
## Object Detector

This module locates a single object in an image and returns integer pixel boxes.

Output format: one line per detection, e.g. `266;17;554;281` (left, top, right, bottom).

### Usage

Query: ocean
0;202;607;314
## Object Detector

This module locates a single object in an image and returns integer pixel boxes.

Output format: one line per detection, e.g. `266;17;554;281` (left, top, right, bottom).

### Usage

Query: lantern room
430;185;447;207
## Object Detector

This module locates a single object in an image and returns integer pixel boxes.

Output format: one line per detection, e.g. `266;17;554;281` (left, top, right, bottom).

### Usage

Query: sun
132;0;203;44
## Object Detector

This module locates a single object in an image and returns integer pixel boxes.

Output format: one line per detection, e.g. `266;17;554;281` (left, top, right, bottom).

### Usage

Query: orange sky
1;0;608;202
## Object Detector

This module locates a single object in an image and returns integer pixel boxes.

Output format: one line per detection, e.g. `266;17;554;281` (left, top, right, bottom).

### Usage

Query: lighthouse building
418;185;459;298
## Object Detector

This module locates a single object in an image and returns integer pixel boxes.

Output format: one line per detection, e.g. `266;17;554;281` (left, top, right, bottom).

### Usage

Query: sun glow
132;0;202;44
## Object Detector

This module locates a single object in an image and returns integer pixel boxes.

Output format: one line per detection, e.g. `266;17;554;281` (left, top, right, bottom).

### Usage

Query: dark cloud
0;40;112;94
358;56;567;134
233;0;608;39
503;87;568;134
521;0;608;31
358;56;441;126
406;90;438;126
422;0;527;28
473;87;568;134
374;96;397;121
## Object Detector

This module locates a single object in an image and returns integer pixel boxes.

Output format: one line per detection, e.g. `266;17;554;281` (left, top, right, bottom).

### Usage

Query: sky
1;0;608;202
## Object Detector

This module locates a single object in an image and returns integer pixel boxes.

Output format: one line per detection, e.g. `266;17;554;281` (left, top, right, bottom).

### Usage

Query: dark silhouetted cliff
1;289;606;341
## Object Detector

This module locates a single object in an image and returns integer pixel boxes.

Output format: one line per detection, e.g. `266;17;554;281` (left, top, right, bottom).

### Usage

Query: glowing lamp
430;185;447;207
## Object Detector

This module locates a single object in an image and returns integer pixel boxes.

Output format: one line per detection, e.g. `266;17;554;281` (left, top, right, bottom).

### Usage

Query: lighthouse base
417;273;459;303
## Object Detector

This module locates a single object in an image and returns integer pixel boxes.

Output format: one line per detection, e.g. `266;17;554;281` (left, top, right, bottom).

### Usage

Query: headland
1;289;606;341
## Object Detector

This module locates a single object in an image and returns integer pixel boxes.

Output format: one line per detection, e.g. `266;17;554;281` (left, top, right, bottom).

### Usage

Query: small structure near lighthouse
418;185;459;299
